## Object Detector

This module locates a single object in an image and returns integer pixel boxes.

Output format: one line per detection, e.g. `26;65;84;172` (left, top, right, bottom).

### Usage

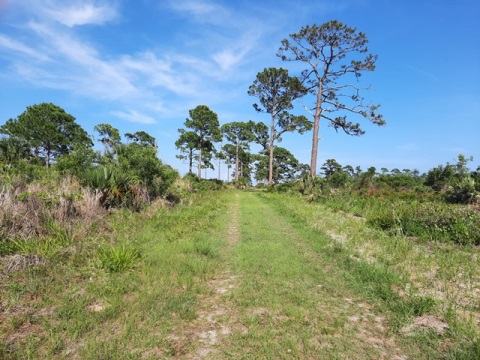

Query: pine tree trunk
235;143;239;181
198;147;202;179
227;157;230;182
269;113;275;185
189;149;193;174
218;156;221;180
310;83;323;177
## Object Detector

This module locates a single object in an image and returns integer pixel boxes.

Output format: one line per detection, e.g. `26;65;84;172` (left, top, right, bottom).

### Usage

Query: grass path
160;191;420;359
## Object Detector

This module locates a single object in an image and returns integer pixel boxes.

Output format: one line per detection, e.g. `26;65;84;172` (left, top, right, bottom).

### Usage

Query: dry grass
0;176;106;244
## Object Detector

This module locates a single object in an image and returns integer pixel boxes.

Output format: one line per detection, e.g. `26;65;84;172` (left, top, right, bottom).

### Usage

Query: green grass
315;190;480;245
0;190;232;359
217;192;421;358
1;189;478;359
262;192;480;358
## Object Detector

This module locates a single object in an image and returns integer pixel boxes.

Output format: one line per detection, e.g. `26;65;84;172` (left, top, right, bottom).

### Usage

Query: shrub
81;166;147;210
367;201;480;245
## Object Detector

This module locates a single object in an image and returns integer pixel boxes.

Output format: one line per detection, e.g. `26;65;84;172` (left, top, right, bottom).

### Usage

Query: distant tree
175;129;199;175
343;165;355;178
255;146;307;184
426;155;477;203
320;159;343;179
183;105;221;179
354;166;363;177
425;164;455;192
94;123;121;159
321;159;350;188
359;166;377;189
248;67;311;185
0;103;92;167
237;147;255;183
278;20;385;176
200;141;216;176
222;144;236;182
221;121;256;181
214;148;226;180
125;131;157;149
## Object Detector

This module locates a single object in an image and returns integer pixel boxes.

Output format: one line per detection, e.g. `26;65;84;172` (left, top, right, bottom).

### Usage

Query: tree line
0;102;178;208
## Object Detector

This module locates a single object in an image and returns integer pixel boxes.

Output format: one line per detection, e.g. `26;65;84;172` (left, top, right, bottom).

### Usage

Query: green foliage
248;67;307;116
425;155;478;204
54;143;98;176
221;120;257;181
99;243;141;273
175;129;199;174
0;103;92;167
117;143;178;198
377;172;424;191
425;164;455;191
82;166;145;209
445;340;480;360
124;131;157;148
410;296;437;316
183;173;225;192
315;190;480;245
0;136;32;164
255;146;308;184
248;67;311;184
182;105;222;178
278;21;385;176
94;123;121;157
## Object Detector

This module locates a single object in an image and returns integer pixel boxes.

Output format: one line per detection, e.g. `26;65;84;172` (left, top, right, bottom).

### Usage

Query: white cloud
25;21;139;100
111;110;157;124
167;0;228;22
212;33;258;72
1;0;274;123
119;52;198;96
14;0;118;27
0;34;50;61
45;2;117;27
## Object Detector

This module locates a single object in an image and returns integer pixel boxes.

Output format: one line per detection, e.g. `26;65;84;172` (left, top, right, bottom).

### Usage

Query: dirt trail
170;194;243;359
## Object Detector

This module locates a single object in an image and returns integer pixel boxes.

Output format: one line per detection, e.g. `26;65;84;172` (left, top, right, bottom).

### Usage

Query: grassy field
1;190;479;358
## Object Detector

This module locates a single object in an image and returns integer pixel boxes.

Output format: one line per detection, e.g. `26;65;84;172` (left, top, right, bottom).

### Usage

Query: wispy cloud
212;32;259;72
167;0;229;24
0;0;290;125
45;2;118;27
0;34;50;61
26;21;139;100
14;0;118;27
406;64;440;81
110;110;157;124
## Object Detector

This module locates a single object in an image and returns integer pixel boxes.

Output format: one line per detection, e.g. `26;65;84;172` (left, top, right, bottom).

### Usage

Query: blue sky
1;0;479;178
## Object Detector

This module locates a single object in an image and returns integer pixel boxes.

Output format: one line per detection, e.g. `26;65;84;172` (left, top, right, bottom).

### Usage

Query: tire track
170;193;243;359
